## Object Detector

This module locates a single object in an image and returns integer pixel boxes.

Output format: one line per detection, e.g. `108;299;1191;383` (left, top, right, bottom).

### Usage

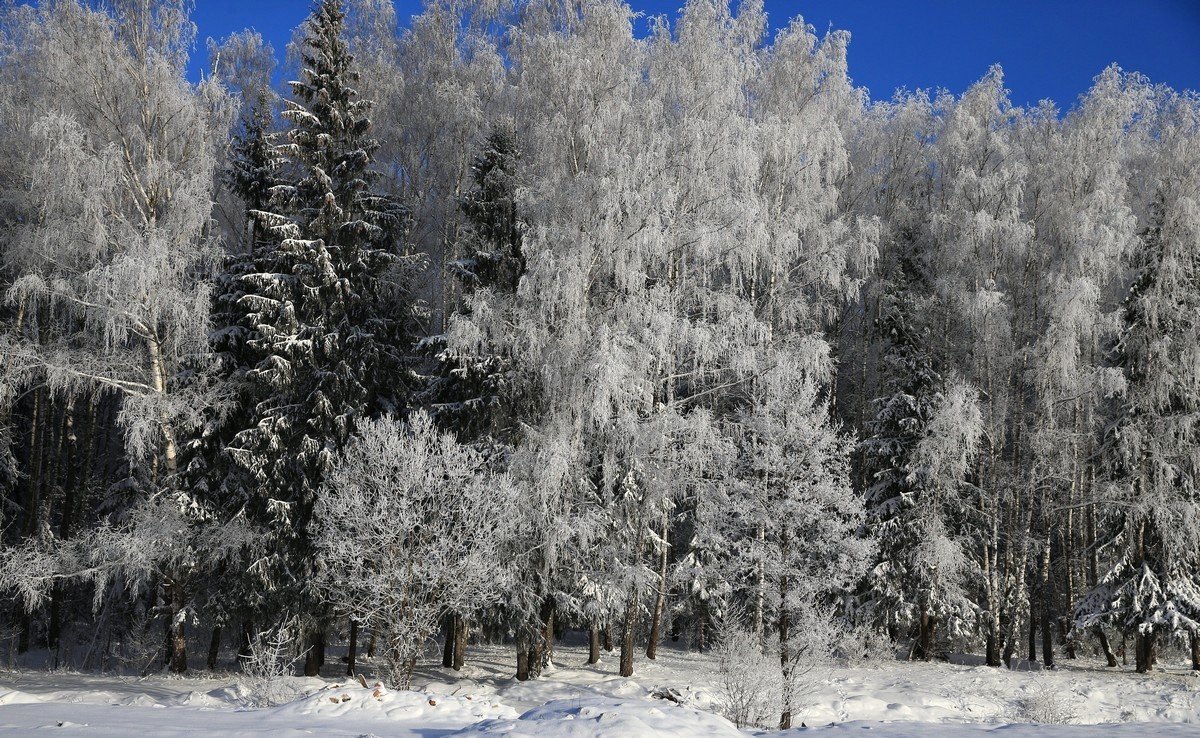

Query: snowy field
1;642;1197;737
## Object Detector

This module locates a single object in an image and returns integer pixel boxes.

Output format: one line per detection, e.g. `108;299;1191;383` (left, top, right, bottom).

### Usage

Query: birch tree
0;0;231;672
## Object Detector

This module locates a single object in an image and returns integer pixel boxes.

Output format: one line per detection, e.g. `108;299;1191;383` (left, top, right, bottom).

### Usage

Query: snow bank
448;696;745;737
0;688;44;705
268;680;517;724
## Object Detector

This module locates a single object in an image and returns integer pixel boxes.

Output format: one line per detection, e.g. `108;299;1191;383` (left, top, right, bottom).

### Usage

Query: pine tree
1077;190;1200;672
455;128;524;296
231;0;411;677
181;94;283;650
860;261;979;660
424;127;524;442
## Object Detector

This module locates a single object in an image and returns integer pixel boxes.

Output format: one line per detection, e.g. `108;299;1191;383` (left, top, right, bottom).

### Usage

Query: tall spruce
231;0;411;677
424;128;524;442
860;261;978;660
1077;190;1200;673
422;128;525;670
181;94;283;656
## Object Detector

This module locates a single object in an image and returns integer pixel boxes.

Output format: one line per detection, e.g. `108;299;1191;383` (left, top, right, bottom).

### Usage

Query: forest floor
0;639;1197;736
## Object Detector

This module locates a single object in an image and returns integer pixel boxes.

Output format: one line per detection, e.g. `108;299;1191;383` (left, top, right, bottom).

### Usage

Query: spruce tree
428;128;527;670
181;94;283;655
424;128;524;442
1077;193;1200;672
231;0;411;676
860;261;977;660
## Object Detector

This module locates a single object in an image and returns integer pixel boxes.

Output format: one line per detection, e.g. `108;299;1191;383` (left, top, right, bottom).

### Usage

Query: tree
860;264;982;661
313;412;519;686
1077;104;1200;670
0;0;232;672
731;359;873;729
230;0;412;676
180;80;284;665
424;127;524;442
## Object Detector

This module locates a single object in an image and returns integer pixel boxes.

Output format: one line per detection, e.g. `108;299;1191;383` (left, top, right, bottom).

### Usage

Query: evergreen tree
180;94;283;660
1077;190;1200;672
231;0;411;677
860;262;980;660
424;127;524;442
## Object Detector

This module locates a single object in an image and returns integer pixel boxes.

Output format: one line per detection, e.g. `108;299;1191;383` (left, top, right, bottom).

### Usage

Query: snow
0;642;1197;736
268;679;516;724
450;697;746;738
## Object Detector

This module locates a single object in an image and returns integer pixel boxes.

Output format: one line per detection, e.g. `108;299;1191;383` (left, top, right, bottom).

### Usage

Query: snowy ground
0;640;1197;736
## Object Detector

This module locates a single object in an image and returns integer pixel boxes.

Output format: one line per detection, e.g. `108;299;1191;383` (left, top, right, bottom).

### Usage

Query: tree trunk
347;619;359;677
984;515;1001;667
588;625;601;665
1027;586;1037;662
753;524;765;648
1135;629;1156;674
148;339;179;476
453;616;467;671
167;577;187;673
916;610;934;661
1040;537;1054;669
303;628;324;677
18;386;47;655
238;620;254;668
541;599;556;669
603;620;613;652
515;632;530;681
1094;626;1117;667
49;399;79;656
442;613;456;668
619;594;639;677
778;569;792;730
1190;631;1200;671
207;625;222;671
646;512;670;661
525;598;554;680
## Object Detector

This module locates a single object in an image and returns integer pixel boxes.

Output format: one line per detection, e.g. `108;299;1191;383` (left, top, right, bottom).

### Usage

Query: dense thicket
1;0;1198;726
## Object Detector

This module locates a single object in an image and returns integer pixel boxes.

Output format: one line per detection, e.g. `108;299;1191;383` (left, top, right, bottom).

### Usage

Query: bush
832;623;895;667
237;618;304;707
1015;678;1079;725
712;621;780;729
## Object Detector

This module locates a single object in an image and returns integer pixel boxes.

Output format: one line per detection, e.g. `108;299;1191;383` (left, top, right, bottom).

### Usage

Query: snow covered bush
312;412;520;687
1014;677;1080;725
111;615;174;676
778;606;845;725
712;619;780;730
237;617;304;708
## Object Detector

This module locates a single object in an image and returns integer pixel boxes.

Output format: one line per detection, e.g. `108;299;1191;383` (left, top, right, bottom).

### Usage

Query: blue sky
188;0;1200;109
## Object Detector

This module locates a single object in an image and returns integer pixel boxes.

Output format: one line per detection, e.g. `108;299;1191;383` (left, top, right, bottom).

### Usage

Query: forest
0;0;1197;730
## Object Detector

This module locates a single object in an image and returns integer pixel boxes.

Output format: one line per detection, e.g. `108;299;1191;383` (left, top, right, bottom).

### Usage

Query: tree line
0;0;1197;723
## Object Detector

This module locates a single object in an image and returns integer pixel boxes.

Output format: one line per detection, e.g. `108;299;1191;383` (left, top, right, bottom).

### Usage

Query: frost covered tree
180;53;283;663
0;0;232;672
313;412;519;686
731;360;873;728
1076;92;1200;672
424;127;525;442
924;68;1032;667
1023;66;1145;668
230;0;413;676
861;264;983;661
2;0;1200;685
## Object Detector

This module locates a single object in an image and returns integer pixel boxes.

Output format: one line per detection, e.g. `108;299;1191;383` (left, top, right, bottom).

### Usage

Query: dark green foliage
424;128;524;441
230;0;413;616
